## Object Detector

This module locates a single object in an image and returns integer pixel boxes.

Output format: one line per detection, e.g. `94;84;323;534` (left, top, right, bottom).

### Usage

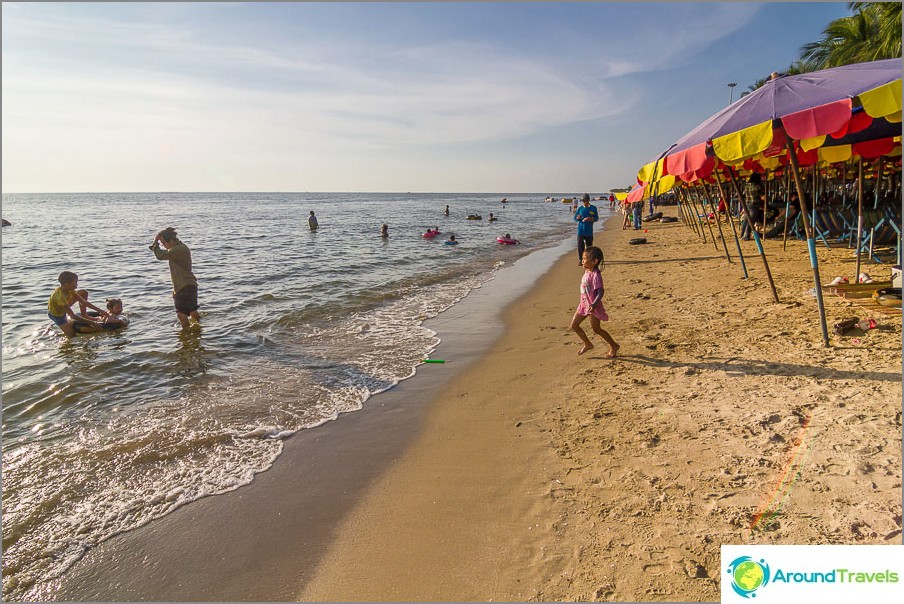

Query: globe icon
733;560;765;592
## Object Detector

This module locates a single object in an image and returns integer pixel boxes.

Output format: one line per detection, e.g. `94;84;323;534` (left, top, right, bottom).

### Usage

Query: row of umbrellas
626;58;902;345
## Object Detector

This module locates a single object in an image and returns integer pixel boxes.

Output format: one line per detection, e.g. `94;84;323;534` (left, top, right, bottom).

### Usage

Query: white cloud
1;2;766;191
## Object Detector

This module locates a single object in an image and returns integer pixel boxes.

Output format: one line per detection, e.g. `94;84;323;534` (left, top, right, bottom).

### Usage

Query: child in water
47;271;109;337
570;246;619;357
78;297;131;332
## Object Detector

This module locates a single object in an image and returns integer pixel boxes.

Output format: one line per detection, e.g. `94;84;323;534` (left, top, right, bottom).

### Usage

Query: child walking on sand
570;246;619;357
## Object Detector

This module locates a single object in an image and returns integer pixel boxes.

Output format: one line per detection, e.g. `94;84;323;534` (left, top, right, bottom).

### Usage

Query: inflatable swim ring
444;240;459;246
497;236;518;245
422;230;440;238
73;320;127;334
467;214;482;220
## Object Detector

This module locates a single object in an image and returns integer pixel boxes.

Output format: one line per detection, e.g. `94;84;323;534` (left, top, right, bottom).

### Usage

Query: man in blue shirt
574;193;599;264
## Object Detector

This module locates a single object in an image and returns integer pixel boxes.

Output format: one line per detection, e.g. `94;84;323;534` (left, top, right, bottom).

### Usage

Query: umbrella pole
699;182;732;262
726;168;780;302
855;158;864;281
785;137;831;347
686;187;709;243
676;196;689;229
692;185;719;250
811;166;817;239
715;171;749;278
782;169;792;251
763;175;770;243
678;188;702;238
676;192;693;231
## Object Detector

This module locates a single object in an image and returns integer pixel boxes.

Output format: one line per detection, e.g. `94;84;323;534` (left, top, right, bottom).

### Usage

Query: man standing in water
573;193;598;265
150;227;200;329
308;211;319;230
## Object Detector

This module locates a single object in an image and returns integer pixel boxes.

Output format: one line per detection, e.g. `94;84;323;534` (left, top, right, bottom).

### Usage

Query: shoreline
51;236;578;601
53;207;902;602
297;209;902;601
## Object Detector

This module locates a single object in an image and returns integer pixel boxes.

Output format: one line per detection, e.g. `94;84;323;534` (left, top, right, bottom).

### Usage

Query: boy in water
47;271;109;337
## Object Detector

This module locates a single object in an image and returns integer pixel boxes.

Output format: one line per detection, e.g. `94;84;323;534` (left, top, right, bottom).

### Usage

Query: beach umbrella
642;59;902;345
659;59;901;175
625;183;645;203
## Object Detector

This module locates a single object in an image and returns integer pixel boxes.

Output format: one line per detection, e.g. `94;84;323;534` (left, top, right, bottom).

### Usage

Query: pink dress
576;269;609;320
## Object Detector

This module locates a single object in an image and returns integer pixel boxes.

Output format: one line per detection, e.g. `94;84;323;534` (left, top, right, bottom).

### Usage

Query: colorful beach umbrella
634;59;902;346
657;58;901;179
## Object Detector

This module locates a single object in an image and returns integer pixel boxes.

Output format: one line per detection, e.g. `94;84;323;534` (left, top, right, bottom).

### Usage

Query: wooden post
726;168;780;303
714;171;749;278
699;182;732;262
784;134;831;347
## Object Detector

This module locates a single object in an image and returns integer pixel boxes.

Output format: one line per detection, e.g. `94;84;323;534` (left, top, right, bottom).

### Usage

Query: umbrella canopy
639;58;902;183
625;183;645;203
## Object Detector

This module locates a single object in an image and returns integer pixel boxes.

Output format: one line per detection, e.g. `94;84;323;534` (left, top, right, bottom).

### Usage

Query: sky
1;2;854;194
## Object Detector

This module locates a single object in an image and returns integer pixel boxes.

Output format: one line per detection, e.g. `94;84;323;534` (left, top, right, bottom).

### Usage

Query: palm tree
850;2;902;59
800;2;901;69
744;3;901;93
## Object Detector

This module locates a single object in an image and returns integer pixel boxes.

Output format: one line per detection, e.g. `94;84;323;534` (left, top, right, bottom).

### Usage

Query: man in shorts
151;227;200;329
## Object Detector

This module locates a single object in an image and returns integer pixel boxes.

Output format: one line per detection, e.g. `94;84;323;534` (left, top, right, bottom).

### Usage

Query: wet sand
298;210;902;602
54;209;901;602
52;239;576;601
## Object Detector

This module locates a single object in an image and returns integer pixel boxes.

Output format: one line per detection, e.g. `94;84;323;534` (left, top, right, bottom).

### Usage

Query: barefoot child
570;246;619;357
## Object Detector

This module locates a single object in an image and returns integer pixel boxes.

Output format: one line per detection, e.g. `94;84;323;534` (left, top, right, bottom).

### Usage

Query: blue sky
2;2;852;193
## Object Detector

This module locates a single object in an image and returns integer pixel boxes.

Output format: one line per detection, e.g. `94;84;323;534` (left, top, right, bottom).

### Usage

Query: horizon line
2;190;623;195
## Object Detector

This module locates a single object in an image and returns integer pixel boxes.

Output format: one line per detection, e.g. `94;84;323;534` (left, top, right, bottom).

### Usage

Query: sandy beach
299;209;902;602
52;208;901;602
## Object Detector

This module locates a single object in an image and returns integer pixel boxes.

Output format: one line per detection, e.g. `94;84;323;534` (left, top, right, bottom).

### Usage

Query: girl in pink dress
570;246;619;357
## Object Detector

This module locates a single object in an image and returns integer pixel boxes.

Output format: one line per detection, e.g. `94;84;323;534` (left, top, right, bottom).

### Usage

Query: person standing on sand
570;246;618;357
150;227;200;329
573;193;598;265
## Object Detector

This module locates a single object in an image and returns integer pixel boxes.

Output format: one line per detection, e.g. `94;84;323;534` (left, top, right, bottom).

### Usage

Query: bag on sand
832;317;858;336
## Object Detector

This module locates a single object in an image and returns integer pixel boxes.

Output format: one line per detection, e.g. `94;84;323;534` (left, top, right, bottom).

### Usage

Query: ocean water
0;192;595;600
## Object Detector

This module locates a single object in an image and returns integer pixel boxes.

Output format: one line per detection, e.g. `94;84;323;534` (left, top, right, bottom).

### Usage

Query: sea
0;192;604;600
